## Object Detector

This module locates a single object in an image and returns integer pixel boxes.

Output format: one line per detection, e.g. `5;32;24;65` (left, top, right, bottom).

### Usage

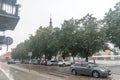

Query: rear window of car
74;63;81;66
88;63;98;67
81;62;88;67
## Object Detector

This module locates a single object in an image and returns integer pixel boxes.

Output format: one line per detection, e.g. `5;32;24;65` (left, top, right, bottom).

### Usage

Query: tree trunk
93;58;96;63
85;57;88;62
73;56;75;64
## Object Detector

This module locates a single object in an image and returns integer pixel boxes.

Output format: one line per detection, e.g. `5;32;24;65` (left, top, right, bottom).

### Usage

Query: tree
104;2;120;48
59;18;79;59
11;26;61;60
76;14;106;62
11;14;107;62
11;42;28;60
31;26;60;60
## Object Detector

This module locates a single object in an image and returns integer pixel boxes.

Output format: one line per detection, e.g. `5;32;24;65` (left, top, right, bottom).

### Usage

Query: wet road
109;65;120;75
0;70;9;80
8;68;55;80
0;62;63;80
0;62;120;80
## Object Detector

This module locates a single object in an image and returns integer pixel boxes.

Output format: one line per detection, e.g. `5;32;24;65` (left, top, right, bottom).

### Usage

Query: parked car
58;60;71;66
24;60;29;64
47;60;58;66
7;60;16;64
40;60;47;65
15;60;21;63
31;59;39;65
70;61;111;78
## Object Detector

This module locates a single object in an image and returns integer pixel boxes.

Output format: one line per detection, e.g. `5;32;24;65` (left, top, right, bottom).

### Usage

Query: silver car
70;61;111;78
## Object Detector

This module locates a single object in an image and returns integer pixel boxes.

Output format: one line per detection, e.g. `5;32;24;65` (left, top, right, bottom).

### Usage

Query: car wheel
92;71;100;78
63;63;66;67
72;70;77;75
58;64;61;66
103;76;108;78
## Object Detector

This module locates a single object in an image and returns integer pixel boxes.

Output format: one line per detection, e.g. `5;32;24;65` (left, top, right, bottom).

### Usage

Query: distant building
0;0;20;46
0;0;20;31
0;51;11;62
105;49;111;55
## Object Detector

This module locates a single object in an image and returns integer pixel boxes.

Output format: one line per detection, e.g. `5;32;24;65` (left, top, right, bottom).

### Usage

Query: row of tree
12;2;120;62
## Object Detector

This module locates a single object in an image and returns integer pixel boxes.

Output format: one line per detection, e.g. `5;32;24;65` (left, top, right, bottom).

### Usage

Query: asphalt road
108;65;120;75
0;62;120;80
0;70;9;80
0;62;64;80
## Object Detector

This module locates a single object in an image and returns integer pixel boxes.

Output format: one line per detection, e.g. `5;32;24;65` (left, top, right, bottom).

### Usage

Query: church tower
49;14;53;28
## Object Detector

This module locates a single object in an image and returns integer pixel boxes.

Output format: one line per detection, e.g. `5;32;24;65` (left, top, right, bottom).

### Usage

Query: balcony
0;0;20;31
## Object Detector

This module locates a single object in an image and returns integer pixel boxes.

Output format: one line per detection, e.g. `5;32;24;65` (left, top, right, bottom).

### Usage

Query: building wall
0;51;11;62
105;49;111;55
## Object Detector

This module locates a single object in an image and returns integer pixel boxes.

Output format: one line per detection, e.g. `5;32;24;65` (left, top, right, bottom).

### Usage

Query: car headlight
101;69;105;72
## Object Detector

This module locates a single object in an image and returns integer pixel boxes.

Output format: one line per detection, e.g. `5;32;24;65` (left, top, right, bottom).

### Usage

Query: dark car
70;61;111;78
7;60;16;64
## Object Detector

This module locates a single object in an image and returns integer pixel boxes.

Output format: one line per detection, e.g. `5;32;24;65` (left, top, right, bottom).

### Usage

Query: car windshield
64;60;69;62
58;60;62;62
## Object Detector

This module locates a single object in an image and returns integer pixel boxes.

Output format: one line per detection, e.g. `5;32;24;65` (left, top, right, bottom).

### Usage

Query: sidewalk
90;60;120;66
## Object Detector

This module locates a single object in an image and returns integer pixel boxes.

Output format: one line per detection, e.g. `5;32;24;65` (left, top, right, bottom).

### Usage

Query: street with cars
0;60;120;80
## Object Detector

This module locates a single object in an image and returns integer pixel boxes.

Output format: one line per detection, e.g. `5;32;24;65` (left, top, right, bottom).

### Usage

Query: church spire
49;14;53;27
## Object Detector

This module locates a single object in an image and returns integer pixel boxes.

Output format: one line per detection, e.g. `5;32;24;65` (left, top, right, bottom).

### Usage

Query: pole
6;44;8;51
28;52;32;72
6;37;9;51
29;56;31;72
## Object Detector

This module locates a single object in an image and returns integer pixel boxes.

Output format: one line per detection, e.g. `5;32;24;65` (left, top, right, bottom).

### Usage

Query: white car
47;60;58;66
58;60;71;66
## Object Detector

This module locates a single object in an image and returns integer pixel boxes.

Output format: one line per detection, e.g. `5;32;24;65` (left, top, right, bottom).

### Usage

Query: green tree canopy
76;14;106;61
104;2;120;47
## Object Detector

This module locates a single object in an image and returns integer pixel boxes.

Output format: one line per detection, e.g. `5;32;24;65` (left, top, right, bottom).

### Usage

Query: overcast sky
0;0;119;55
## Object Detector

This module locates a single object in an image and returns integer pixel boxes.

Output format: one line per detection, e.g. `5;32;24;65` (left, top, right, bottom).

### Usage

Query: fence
92;55;120;60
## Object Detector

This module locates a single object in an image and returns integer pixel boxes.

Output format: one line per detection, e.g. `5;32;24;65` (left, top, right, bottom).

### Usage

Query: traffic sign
28;52;32;56
4;37;13;45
